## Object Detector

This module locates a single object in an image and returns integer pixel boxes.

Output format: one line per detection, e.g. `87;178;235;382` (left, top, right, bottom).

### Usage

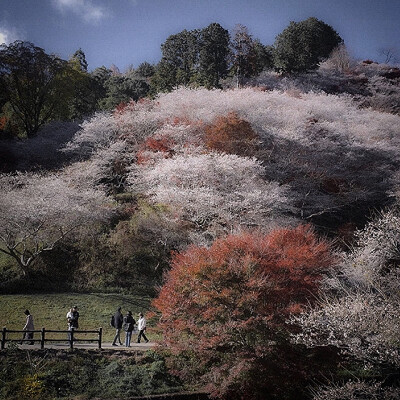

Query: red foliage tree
136;134;175;165
153;225;334;399
113;101;129;115
0;116;7;131
204;112;259;156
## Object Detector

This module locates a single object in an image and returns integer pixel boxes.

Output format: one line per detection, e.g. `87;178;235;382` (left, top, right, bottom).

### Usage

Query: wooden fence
1;327;103;350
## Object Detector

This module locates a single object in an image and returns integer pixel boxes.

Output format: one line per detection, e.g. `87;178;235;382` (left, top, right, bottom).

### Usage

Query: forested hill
1;69;399;289
1;18;400;400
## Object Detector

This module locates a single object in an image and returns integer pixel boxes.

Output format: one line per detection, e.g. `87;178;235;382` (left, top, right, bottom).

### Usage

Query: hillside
1;62;400;399
1;62;400;289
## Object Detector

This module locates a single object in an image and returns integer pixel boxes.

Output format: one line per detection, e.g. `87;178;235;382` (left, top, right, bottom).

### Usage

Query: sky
1;0;399;71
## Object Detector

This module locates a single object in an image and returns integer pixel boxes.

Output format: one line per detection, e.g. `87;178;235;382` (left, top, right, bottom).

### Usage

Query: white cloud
0;27;20;45
0;31;7;45
52;0;107;23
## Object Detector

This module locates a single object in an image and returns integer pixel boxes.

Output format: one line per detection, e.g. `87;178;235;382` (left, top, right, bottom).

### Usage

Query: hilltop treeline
0;17;343;138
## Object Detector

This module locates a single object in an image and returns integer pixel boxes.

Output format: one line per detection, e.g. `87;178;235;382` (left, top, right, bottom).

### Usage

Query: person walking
21;309;34;345
137;312;149;343
112;307;123;346
66;306;79;341
123;311;135;347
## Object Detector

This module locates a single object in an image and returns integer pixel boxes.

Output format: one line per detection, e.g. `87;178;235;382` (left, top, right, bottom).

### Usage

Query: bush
204;112;259;156
0;349;184;400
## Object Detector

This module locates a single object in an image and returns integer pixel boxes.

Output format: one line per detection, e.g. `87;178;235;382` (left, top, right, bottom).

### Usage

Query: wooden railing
1;327;103;350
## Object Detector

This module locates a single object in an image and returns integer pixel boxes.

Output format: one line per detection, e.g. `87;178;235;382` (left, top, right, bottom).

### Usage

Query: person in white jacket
137;312;149;343
22;309;34;345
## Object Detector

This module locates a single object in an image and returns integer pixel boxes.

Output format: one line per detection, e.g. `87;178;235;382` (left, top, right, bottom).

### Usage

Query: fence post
41;328;45;349
98;327;102;349
1;327;6;350
70;328;74;349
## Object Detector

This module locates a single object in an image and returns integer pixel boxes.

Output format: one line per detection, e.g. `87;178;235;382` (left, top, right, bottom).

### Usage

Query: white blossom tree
312;380;400;400
62;111;118;156
62;87;400;237
0;171;111;275
129;152;291;244
291;205;400;396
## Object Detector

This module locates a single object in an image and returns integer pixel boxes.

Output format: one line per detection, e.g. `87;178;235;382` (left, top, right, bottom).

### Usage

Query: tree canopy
0;171;111;276
154;226;334;398
152;23;231;91
0;41;77;136
273;17;343;73
198;23;230;88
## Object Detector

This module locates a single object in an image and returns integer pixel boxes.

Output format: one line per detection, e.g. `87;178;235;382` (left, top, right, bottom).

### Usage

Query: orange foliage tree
204;112;259;156
153;225;334;399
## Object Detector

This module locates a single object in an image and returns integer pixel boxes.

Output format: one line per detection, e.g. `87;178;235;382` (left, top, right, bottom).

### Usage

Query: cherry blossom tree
293;206;400;365
62;111;118;156
129;152;291;244
312;380;400;400
63;87;400;238
0;171;111;275
291;206;400;397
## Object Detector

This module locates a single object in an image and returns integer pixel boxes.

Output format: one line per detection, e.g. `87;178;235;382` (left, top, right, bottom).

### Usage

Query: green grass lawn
0;293;156;343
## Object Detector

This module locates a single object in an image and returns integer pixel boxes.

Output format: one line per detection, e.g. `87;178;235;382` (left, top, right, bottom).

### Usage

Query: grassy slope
0;293;154;342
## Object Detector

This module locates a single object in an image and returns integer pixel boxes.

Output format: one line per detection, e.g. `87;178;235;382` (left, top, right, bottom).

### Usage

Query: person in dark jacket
67;306;79;329
112;307;123;346
123;311;135;347
66;306;79;342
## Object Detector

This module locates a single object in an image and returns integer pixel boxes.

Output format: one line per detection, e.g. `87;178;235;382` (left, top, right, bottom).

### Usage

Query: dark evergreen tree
71;48;88;72
99;75;149;110
252;40;274;73
273;17;343;73
68;49;98;119
198;23;230;88
90;66;112;107
136;61;155;79
150;59;178;94
160;29;200;87
230;24;258;87
91;66;112;89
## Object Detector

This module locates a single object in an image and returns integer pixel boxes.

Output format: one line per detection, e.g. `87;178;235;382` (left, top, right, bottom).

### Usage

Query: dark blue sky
1;0;399;71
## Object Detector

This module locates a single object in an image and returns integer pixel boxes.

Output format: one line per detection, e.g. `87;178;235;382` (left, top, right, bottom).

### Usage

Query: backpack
70;311;79;329
110;315;115;328
122;321;131;332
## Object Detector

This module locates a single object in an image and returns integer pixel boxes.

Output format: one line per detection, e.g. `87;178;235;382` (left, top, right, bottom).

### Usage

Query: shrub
204;112;259;156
